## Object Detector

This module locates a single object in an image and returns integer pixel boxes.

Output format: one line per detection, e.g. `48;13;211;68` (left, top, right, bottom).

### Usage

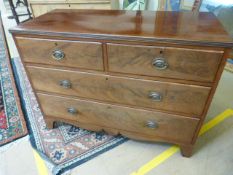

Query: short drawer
16;37;103;70
38;93;199;143
28;66;210;116
107;43;223;82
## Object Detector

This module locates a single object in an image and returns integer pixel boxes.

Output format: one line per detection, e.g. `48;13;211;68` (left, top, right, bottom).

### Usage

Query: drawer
107;44;223;82
38;93;199;143
28;66;210;116
16;37;103;70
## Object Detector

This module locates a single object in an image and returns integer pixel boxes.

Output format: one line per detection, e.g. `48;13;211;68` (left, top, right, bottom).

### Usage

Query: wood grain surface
107;43;223;82
10;10;233;47
15;37;103;70
38;93;199;144
27;66;210;116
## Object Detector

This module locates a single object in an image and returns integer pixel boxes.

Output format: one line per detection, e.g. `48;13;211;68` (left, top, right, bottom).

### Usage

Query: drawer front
16;37;103;70
28;66;210;116
38;93;199;143
107;44;223;82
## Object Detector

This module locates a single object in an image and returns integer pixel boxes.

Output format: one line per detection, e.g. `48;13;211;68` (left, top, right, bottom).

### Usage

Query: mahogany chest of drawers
10;10;233;157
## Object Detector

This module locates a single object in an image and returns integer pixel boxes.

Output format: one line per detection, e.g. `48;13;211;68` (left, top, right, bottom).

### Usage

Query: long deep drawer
15;37;103;70
28;66;211;116
37;93;199;143
107;43;223;82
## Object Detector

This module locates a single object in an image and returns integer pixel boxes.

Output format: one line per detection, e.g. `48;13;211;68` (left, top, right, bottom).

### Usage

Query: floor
0;2;233;175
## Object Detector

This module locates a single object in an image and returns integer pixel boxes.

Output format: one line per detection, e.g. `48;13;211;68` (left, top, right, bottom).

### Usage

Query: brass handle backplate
59;80;72;89
145;121;158;129
52;49;65;60
152;58;168;70
148;91;162;102
67;107;78;115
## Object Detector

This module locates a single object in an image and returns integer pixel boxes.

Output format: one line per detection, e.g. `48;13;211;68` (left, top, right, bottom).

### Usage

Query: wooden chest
28;0;111;17
10;10;233;157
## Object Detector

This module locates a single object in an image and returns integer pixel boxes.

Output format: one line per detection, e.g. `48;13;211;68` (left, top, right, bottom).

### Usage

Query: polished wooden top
10;9;233;47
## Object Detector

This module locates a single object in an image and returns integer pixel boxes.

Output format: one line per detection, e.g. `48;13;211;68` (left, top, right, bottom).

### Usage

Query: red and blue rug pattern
0;87;7;130
0;19;27;146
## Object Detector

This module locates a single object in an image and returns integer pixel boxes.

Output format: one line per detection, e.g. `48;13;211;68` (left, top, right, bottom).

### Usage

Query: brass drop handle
148;92;162;102
152;58;168;70
59;80;72;89
52;49;65;60
146;121;158;129
67;107;78;115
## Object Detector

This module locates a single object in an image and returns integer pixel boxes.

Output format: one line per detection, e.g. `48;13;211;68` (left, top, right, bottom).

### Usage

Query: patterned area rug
0;16;27;146
225;59;233;73
11;57;127;175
